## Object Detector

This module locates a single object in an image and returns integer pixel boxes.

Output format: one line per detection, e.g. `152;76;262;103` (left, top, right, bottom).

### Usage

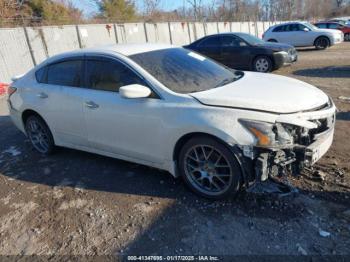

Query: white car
7;44;336;199
263;22;343;49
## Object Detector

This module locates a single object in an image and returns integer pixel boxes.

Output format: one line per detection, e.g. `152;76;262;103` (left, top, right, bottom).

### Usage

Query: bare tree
186;0;203;20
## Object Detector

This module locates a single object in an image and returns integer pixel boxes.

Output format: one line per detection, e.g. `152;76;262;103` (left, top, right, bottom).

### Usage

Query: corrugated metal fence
0;21;283;83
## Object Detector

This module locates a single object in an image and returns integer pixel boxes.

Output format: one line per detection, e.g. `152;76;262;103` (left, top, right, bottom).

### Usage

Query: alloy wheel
26;118;50;154
316;38;329;49
345;34;350;41
184;145;233;196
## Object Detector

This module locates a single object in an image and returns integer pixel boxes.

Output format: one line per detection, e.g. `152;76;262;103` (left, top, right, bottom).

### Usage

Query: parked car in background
314;21;350;41
7;44;336;199
328;18;348;25
184;33;297;73
263;22;344;49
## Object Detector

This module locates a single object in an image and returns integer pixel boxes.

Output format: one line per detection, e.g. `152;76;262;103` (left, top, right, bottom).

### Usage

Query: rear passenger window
198;37;220;47
35;67;46;83
273;25;285;32
47;60;82;87
86;59;146;92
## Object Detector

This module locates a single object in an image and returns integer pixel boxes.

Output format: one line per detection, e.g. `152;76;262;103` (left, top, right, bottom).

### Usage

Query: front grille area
283;114;335;147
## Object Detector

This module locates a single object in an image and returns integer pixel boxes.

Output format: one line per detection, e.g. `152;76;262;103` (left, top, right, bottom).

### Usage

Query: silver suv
263;22;343;49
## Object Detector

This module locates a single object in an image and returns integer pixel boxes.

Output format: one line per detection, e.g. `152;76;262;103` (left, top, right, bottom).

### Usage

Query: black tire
267;39;278;42
314;36;330;50
253;56;273;73
344;33;350;42
178;136;241;199
25;115;55;155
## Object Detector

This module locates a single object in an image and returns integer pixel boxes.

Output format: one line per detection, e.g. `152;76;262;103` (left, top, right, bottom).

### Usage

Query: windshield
304;22;318;31
129;48;242;94
235;33;265;45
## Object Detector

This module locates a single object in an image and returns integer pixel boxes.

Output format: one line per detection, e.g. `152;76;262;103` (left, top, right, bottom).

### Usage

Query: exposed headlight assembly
239;119;294;148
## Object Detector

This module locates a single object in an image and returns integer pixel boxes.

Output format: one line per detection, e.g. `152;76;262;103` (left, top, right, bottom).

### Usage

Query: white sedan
263;22;343;49
7;44;336;198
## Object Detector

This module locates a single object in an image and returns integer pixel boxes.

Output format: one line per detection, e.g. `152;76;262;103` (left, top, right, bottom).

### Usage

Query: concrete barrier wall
205;22;218;35
0;28;34;83
41;25;80;56
169;22;191;45
0;21;284;83
218;22;231;33
78;24;117;48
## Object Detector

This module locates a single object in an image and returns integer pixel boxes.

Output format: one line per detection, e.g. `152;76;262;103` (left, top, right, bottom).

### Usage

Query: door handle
37;92;48;99
85;101;99;109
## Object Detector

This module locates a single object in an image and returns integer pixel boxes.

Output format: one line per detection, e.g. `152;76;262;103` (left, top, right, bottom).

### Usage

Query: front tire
178;136;241;199
253;56;273;73
344;33;350;42
25;115;55;155
314;37;330;50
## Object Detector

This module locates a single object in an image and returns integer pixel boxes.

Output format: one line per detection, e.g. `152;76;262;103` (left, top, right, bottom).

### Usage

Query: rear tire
178;136;241;199
344;33;350;42
25;115;55;155
314;37;330;50
253;56;273;73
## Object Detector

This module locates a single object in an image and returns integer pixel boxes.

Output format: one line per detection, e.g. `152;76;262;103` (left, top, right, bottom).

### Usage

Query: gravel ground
0;42;349;259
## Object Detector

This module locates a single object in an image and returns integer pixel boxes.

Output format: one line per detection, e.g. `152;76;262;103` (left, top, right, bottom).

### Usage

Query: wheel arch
314;35;330;46
22;109;46;127
252;54;275;71
21;109;55;143
172;132;248;185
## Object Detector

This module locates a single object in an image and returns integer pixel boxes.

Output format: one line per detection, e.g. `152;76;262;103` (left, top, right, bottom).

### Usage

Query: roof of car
86;43;176;56
270;21;309;27
44;43;175;63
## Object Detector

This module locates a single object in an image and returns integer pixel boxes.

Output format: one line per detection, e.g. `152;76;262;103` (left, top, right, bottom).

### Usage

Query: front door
220;35;251;69
82;56;165;164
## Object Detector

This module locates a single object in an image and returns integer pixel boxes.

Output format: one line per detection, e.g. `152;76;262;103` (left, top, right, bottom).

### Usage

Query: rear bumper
8;100;25;133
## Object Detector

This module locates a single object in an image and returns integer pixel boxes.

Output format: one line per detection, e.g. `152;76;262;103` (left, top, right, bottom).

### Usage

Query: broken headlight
239;119;294;148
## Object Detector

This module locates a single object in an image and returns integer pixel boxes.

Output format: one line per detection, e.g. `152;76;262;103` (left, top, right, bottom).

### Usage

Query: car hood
190;72;329;114
314;28;341;35
256;42;294;51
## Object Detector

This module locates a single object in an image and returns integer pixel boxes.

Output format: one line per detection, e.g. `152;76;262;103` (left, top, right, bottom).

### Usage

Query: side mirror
303;28;310;32
119;84;152;99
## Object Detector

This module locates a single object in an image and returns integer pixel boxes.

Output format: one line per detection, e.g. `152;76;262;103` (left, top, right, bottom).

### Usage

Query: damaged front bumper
239;102;336;195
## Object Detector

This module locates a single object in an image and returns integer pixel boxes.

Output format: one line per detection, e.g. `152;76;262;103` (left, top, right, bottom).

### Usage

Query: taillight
0;83;9;96
7;85;17;97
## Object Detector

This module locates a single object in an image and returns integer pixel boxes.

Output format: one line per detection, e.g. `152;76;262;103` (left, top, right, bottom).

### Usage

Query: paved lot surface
0;43;350;257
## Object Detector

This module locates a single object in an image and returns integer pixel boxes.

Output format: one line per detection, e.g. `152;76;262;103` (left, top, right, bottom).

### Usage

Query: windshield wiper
215;72;243;88
215;77;236;88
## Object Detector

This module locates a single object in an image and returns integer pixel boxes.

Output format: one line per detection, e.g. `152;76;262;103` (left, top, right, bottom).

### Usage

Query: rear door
34;58;88;146
194;36;222;63
220;35;251;69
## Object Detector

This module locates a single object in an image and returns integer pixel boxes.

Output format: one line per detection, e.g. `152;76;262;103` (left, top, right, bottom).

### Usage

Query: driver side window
86;59;147;92
221;36;247;47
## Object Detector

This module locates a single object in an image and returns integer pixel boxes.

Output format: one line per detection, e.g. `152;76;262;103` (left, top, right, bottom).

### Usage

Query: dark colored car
314;22;350;41
184;33;298;73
